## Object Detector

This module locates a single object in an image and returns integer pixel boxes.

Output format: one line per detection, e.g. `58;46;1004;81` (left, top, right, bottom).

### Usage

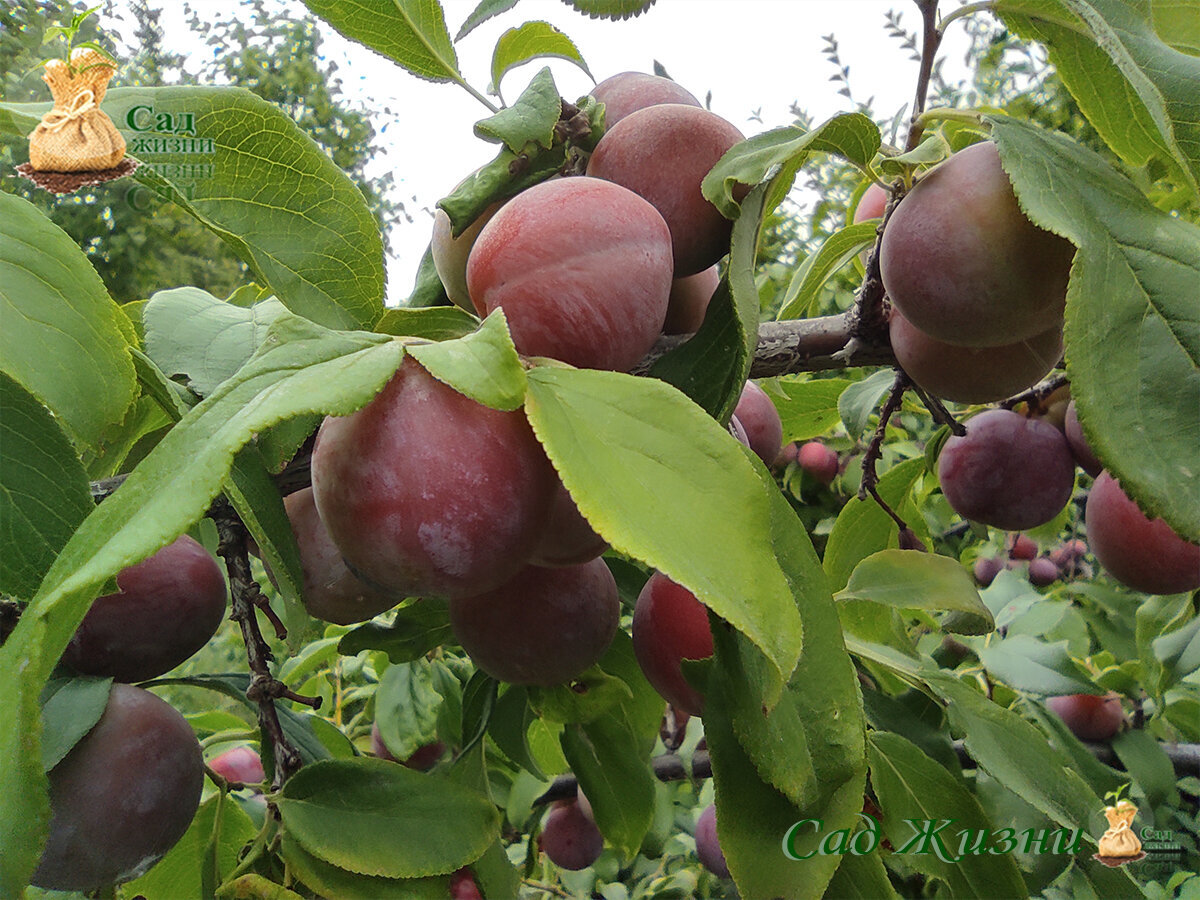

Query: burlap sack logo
16;7;137;194
1094;788;1144;867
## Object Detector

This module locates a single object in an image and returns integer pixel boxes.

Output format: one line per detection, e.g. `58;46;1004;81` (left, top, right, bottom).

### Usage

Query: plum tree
797;441;839;485
208;745;264;786
32;684;203;892
880;141;1075;346
311;356;557;600
937;409;1075;530
449;557;619;685
1085;471;1200;595
529;481;607;568
664;265;719;334
889;309;1061;403
430;201;502;313
61;535;226;683
695;804;730;879
1064;401;1102;475
587;104;746;275
466;177;673;371
1045;693;1124;741
280;487;398;625
540;797;604;871
590;71;701;128
733;380;783;467
632;572;713;715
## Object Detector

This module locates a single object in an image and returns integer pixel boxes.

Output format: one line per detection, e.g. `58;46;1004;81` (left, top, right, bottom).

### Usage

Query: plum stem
857;371;913;535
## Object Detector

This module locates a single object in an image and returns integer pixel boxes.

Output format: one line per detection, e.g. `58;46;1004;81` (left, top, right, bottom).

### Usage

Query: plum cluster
880;141;1074;404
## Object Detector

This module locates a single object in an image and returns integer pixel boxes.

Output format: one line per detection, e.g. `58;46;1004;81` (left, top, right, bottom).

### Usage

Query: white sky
121;0;975;303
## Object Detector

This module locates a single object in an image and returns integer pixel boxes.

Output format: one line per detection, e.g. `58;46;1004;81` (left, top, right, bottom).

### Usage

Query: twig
1000;372;1070;412
908;381;966;435
857;371;911;532
904;0;944;153
212;500;317;790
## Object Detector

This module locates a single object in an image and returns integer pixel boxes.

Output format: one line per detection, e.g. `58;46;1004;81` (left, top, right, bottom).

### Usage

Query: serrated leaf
490;22;591;95
650;185;766;420
838;369;895;441
474;65;562;152
1150;0;1200;53
774;378;852;442
376;660;443;761
824;457;926;591
375;305;479;340
437;143;563;235
487;686;545;779
456;0;520;41
838;550;995;635
560;713;655;856
868;732;1029;898
338;600;453;662
0;194;136;452
824;850;901;899
280;834;448;899
997;0;1200;197
143;289;288;397
39;677;111;773
531;667;633;724
303;0;461;83
0;373;94;599
407;309;526;410
278;758;499;878
702;113;881;218
560;0;656;19
975;634;1096;694
524;366;802;690
877;132;951;177
988;116;1200;539
777;222;879;320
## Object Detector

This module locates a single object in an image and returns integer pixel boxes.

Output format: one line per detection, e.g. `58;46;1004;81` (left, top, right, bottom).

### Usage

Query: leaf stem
456;77;500;114
938;0;995;32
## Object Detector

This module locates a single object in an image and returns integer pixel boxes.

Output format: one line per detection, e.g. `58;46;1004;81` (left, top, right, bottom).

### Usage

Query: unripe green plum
889;309;1062;404
664;266;719;334
1085;471;1200;594
733;380;783;467
591;71;701;129
466;177;673;371
540;798;604;871
695;804;730;879
1064;401;1103;476
62;535;226;683
632;572;713;716
32;684;203;892
587;104;746;276
529;481;608;568
283;487;398;625
880;141;1074;347
430;202;502;313
1045;693;1124;741
311;357;556;600
937;409;1075;531
450;558;619;685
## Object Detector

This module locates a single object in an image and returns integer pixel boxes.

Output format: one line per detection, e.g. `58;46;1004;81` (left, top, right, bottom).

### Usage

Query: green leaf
376;660;443;761
0;675;47;896
823;850;901;899
649;185;766;420
838;550;995;635
0;193;136;451
127;794;257;900
774;378;851;442
39;677;111;772
925;672;1103;837
437;143;563;235
877;132;951;177
824;457;926;591
280;834;448;900
407;309;526;410
457;0;520;40
987;116;1199;539
702;113;881;218
1152;614;1200;687
143;289;288;397
490;22;591;95
487;686;546;779
560;712;655;856
1151;0;1200;53
375;305;479;341
278;757;499;878
868;732;1029;899
974;635;1096;695
0;373;94;599
560;0;656;19
403;243;453;309
216;874;306;900
997;0;1200;198
595;628;665;754
1112;728;1178;811
531;667;633;724
302;0;461;83
525;367;802;688
838;369;895;441
338;600;452;662
474;66;562;152
777;222;879;320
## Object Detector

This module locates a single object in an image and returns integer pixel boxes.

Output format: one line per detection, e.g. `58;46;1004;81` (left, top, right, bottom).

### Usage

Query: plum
1028;557;1059;587
1046;693;1124;741
1064;400;1103;476
664;265;719;334
632;572;713;715
733;380;783;467
208;744;264;786
797;441;839;486
62;535;227;683
529;480;608;568
430;201;502;313
973;556;1004;587
591;71;701;128
695;803;730;879
540;797;604;871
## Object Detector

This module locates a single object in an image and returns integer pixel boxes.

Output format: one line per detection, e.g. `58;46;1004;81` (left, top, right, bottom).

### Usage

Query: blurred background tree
0;0;401;303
